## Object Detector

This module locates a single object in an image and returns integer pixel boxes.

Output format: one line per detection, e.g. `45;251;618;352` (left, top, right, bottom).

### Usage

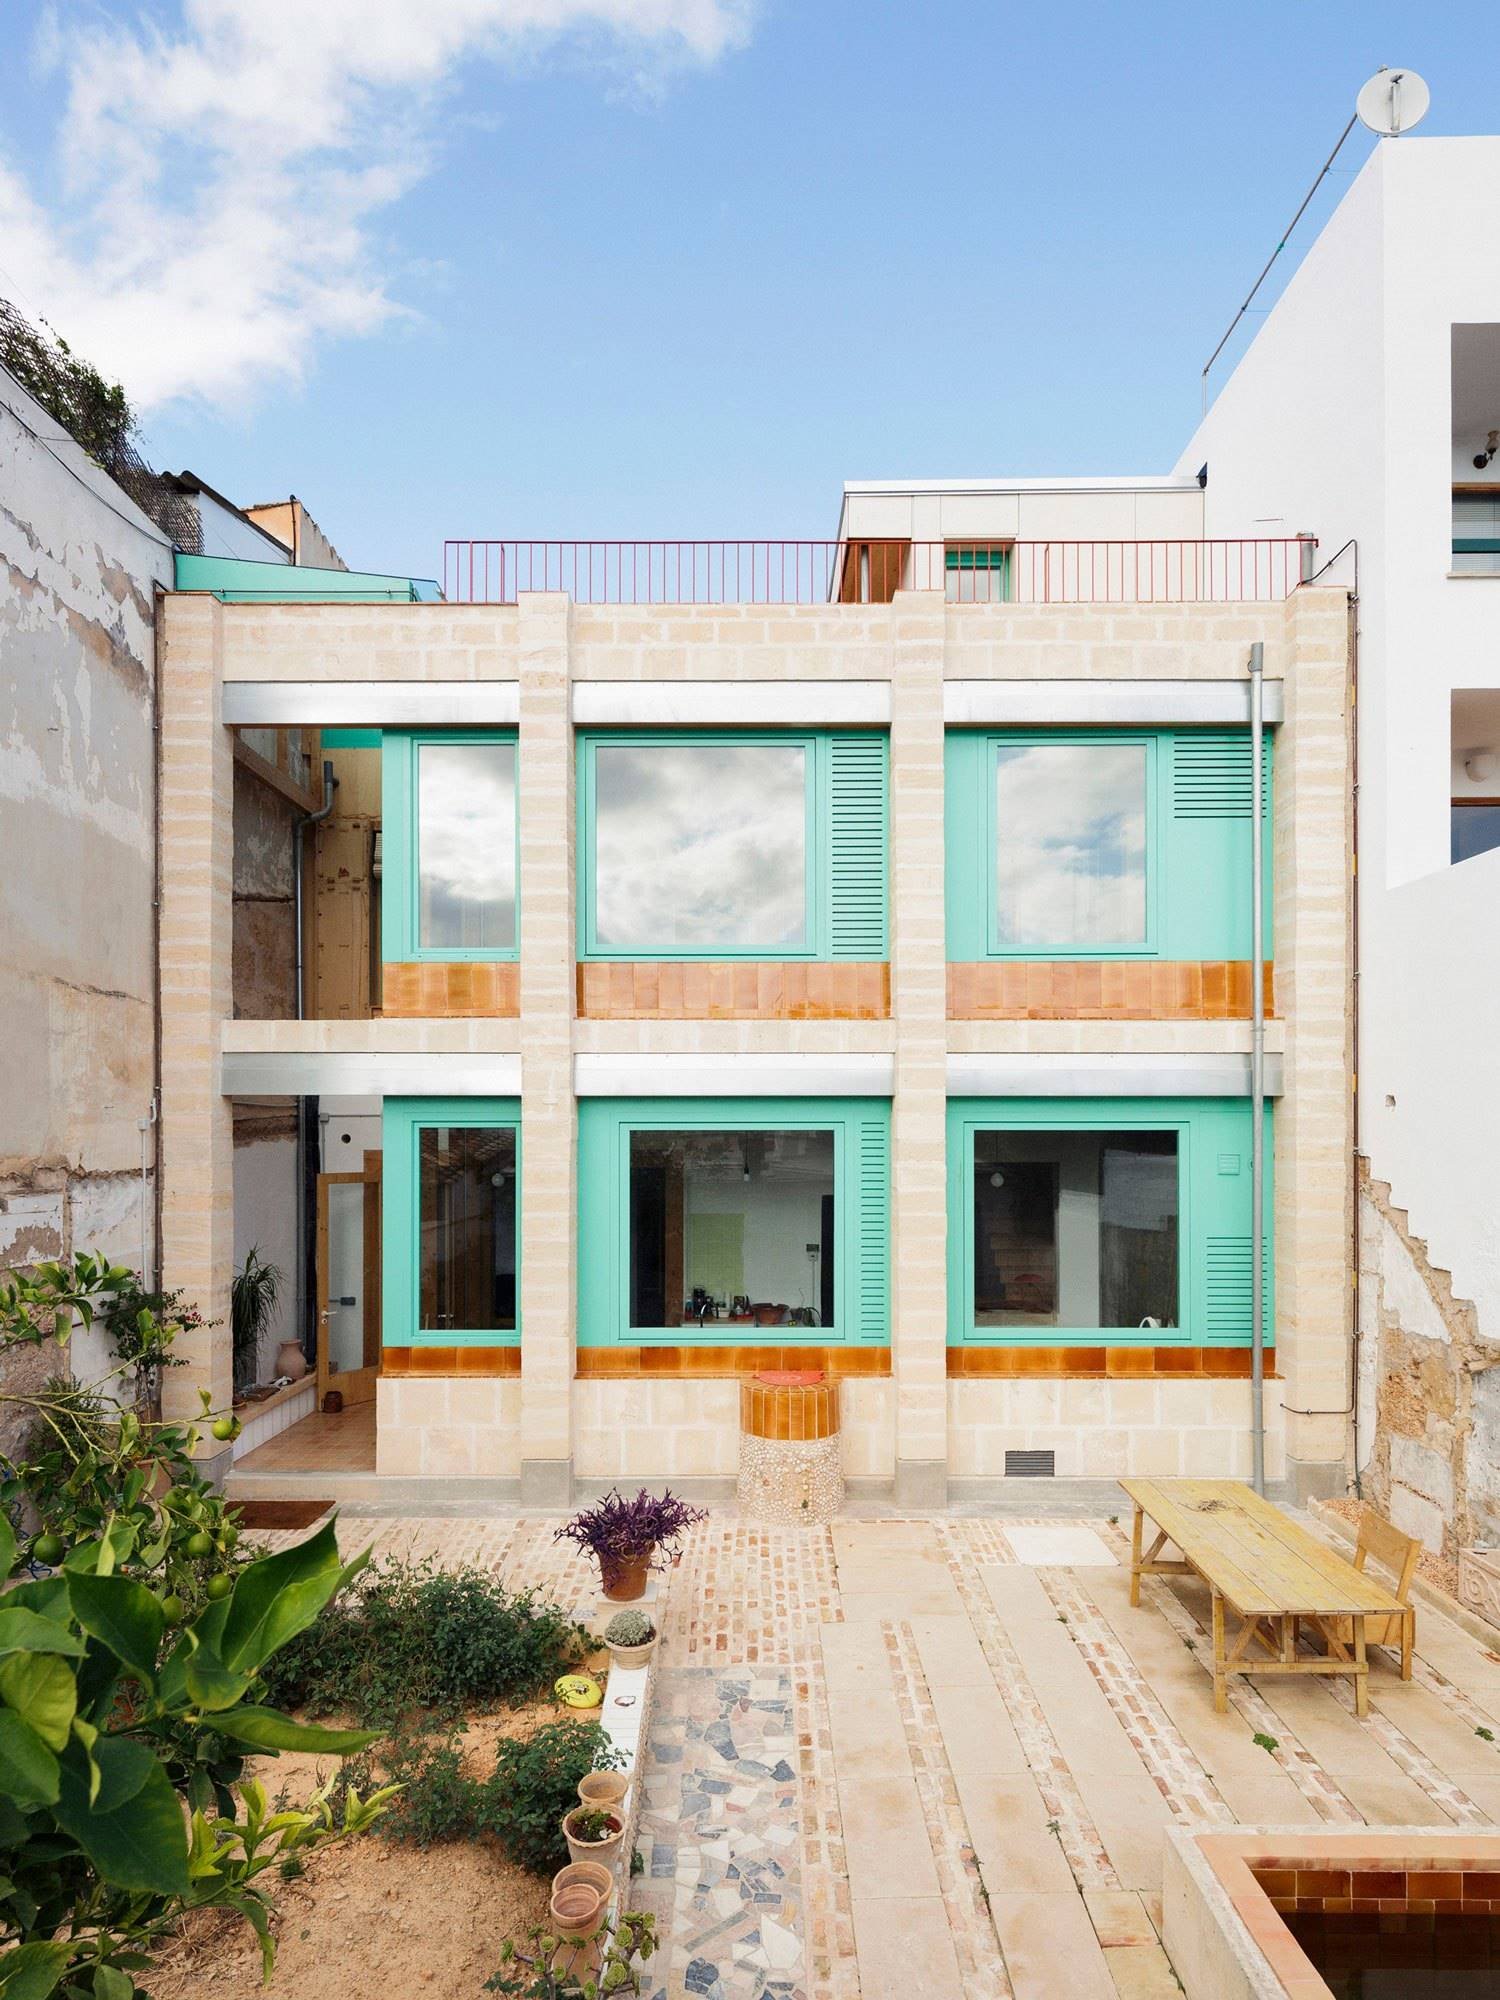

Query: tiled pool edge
1165;1829;1500;2000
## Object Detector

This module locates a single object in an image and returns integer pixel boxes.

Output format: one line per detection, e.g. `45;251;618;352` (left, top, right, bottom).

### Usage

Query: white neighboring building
1179;133;1500;1555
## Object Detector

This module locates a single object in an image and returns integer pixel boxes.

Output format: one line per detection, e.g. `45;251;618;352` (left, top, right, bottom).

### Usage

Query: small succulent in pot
555;1487;708;1601
561;1802;627;1869
604;1608;658;1668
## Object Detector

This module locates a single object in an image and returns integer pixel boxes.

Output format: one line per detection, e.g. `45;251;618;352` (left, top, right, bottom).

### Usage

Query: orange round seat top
753;1369;826;1387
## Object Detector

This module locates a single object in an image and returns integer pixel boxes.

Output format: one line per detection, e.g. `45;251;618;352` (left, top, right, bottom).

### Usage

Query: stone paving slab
989;1891;1115;2000
263;1508;1500;2000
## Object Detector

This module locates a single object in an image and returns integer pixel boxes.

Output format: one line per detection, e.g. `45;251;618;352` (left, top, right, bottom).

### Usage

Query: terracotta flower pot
549;1860;612;1942
577;1769;629;1811
562;1807;626;1872
599;1552;650;1602
606;1632;657;1671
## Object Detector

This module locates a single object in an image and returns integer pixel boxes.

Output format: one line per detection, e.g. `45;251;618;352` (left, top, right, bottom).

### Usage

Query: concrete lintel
221;1050;523;1097
943;678;1284;727
222;681;519;725
946;1052;1282;1099
572;680;892;727
574;1053;895;1098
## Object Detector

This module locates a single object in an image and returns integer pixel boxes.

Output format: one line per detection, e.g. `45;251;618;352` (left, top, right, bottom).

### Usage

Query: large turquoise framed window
946;1096;1272;1347
945;729;1272;961
382;1098;521;1346
576;731;887;960
382;730;519;962
577;1097;890;1346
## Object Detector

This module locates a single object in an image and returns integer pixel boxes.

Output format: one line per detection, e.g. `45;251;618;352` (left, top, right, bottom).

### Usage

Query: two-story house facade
156;512;1351;1509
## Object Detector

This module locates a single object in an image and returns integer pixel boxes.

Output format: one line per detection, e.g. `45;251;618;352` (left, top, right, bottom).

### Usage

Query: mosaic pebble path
257;1509;1500;1999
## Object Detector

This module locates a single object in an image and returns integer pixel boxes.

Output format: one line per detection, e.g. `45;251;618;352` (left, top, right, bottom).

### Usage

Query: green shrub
257;1557;593;1727
381;1735;481;1848
480;1722;623;1876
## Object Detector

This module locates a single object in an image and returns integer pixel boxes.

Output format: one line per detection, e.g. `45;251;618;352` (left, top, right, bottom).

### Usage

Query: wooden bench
1120;1478;1410;1717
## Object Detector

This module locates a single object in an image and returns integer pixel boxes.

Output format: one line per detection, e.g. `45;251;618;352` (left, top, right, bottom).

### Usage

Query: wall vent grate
1004;1448;1056;1478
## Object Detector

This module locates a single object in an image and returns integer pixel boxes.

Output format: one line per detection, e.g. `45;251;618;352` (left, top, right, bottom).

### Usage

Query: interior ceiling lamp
1474;431;1499;471
1465;750;1499;784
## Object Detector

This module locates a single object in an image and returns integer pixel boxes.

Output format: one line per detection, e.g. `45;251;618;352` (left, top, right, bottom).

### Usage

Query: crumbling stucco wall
0;362;172;1440
232;764;297;1018
1356;1163;1500;1556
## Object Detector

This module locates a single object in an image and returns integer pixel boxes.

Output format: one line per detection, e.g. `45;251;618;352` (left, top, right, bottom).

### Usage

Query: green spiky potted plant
232;1246;284;1395
603;1608;657;1670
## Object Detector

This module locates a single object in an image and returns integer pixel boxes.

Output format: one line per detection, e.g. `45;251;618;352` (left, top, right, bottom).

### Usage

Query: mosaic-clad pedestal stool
737;1369;843;1525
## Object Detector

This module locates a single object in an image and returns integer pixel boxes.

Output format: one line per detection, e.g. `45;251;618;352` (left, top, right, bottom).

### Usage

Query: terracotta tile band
575;1345;890;1379
947;959;1275;1019
946;1346;1276;1378
577;960;889;1019
381;961;521;1017
382;1345;521;1375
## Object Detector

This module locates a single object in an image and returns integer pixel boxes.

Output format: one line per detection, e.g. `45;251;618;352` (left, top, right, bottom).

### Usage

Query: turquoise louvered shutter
1195;1100;1273;1346
1170;729;1254;818
1163;730;1273;959
849;1104;891;1343
826;733;888;957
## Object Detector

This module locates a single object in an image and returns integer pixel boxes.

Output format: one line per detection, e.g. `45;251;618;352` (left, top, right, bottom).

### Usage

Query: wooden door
316;1158;382;1405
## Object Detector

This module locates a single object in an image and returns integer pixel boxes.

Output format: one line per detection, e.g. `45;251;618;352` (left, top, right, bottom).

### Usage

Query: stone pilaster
516;593;577;1502
1275;587;1355;1496
889;591;950;1504
157;595;235;1459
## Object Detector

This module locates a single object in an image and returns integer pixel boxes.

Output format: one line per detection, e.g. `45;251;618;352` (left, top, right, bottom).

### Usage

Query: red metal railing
442;538;1316;607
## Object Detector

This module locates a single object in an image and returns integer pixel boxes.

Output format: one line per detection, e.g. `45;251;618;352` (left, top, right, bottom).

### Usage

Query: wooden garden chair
1316;1509;1419;1680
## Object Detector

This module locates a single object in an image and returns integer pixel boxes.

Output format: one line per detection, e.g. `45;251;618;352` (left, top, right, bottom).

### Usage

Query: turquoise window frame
577;730;869;961
945;545;1014;601
946;728;1273;963
382;1096;521;1347
577;1096;890;1347
946;1096;1273;1348
381;729;520;963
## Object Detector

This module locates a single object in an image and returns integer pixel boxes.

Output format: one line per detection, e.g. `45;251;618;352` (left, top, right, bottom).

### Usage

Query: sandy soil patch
149;1694;606;2000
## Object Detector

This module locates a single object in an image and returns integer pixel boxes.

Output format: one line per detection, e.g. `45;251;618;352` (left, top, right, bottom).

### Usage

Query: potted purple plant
555;1487;707;1601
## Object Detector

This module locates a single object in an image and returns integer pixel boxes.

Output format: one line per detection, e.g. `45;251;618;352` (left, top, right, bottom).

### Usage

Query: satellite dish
1356;67;1431;137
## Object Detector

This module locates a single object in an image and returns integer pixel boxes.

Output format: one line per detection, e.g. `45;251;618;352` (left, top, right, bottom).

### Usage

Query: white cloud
0;0;750;411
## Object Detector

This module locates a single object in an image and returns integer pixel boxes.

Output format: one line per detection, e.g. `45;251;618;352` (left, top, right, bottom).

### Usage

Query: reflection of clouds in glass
418;742;516;950
996;744;1146;946
595;743;807;949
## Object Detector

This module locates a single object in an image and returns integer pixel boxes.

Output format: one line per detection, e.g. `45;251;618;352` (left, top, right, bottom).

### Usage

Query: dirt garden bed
148;1551;626;2000
150;1708;566;2000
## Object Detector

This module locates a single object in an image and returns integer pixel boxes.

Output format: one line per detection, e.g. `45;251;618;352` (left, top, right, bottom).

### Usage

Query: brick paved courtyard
263;1511;1500;1999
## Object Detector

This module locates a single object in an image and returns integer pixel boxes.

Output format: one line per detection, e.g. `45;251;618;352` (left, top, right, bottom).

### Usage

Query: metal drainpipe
292;761;337;1359
1249;641;1267;1495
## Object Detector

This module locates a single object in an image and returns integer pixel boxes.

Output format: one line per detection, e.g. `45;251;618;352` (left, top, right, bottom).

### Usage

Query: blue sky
2;3;1496;577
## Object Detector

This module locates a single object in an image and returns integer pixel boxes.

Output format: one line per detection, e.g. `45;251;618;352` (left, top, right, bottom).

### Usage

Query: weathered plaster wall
231;764;297;1019
0;373;171;1240
0;363;172;1445
1356;1164;1500;1556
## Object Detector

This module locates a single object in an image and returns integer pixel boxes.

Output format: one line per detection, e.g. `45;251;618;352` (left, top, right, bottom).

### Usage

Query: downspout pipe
294;761;336;1021
292;761;337;1362
1249;642;1267;1495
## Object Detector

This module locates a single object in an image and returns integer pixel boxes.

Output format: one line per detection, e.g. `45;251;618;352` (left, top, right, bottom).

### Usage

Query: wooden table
1120;1478;1409;1716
